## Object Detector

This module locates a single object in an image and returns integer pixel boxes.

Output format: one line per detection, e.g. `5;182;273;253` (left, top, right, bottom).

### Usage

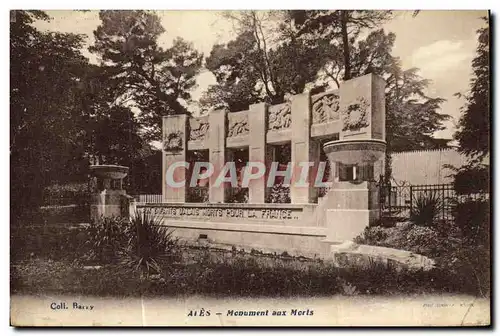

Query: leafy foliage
90;10;203;141
10;10;183;216
410;192;442;227
453;199;490;244
201;11;325;111
292;10;393;81
43;183;90;206
186;186;209;203
354;226;389;244
355;223;489;296
85;216;129;262
88;103;147;167
13;248;452;297
445;163;489;195
455;19;490;161
83;211;180;276
385;63;449;152
290;11;449;180
226;187;249;203
121;211;179;275
202;11;449;165
266;184;291;203
10;11;91;220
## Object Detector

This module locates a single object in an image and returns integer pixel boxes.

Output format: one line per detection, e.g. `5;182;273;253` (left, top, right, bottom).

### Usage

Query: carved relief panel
312;92;340;124
267;103;291;131
189;117;209;141
163;131;184;151
227;111;249;137
341;96;370;132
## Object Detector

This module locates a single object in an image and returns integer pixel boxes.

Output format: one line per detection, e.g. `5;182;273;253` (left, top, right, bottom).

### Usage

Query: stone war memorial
11;10;493;327
89;73;430;264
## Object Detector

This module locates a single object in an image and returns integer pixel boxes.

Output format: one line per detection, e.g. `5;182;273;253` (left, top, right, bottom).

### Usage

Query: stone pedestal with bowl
89;165;133;222
321;74;387;244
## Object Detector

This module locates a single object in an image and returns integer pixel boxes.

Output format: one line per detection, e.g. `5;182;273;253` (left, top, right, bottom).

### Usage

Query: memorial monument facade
97;73;387;257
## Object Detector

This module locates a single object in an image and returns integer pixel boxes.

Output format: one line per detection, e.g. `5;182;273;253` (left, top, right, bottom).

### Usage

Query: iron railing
379;183;489;223
133;194;163;203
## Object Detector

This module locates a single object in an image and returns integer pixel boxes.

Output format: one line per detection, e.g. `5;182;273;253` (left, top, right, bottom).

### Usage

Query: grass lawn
11;244;458;298
10;215;489;298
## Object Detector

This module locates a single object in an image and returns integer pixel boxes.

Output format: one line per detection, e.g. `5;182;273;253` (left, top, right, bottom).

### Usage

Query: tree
383;60;449;180
311;28;396;89
203;11;449;170
292;12;449;180
385;61;449;152
201;11;325;112
90;10;203;141
454;19;489;161
11;10;91;219
80;59;153;194
89;105;145;167
201;31;261;112
291;10;393;81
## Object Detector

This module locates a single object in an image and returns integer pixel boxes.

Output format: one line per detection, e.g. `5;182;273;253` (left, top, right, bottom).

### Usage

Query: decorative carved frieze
342;96;370;132
163;131;184;151
227;112;249;137
312;92;340;124
268;103;291;131
189;118;209;141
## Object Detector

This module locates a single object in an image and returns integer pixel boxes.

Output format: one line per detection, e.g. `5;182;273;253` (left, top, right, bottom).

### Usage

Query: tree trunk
341;11;351;81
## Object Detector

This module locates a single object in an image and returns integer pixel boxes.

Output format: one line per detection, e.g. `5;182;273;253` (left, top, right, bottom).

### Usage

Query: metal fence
133;187;210;203
379;183;489;223
134;194;163;203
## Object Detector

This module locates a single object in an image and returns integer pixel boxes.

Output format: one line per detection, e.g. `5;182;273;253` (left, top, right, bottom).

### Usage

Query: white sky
33;10;488;140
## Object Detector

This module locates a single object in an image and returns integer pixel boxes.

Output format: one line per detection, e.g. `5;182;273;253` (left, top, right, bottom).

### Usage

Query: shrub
410;192;441;227
453;199;490;244
226;187;249;203
186;186;209;203
39;204;90;224
353;226;389;245
85;216;129;262
405;225;442;256
121;211;179;275
445;163;489;195
43;182;90;206
266;184;291;203
353;223;489;296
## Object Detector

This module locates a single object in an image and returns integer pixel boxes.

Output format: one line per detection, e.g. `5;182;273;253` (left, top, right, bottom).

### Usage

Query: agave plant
85;216;128;262
120;210;179;275
410;192;442;227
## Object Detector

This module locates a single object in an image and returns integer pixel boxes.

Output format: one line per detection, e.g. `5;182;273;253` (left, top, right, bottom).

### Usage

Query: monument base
90;190;127;222
324;208;379;242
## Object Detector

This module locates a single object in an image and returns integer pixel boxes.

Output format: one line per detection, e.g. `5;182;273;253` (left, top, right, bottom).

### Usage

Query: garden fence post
442;184;445;222
409;185;413;217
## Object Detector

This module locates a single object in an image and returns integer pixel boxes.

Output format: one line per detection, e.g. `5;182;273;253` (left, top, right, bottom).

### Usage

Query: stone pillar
339;73;385;142
309;139;321;202
322;74;386;243
248;102;267;203
225;149;235;201
290;93;319;204
162;115;187;203
209;109;227;203
264;145;276;202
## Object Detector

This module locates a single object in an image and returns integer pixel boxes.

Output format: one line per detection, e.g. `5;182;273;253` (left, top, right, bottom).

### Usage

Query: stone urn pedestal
322;139;386;243
89;165;131;222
